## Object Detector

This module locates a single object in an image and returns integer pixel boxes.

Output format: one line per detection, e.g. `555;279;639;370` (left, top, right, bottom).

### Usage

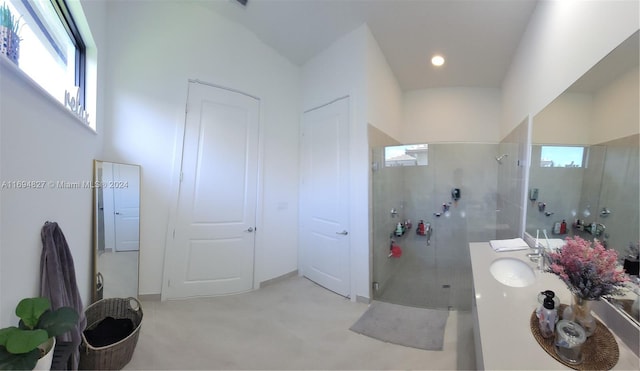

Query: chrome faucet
528;246;549;271
527;229;551;271
537;248;550;271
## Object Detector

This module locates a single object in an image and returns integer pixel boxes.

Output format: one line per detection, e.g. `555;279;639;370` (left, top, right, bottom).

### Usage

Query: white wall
103;1;300;295
533;65;639;146
502;0;639;138
365;30;404;143
0;69;97;324
533;93;593;145
591;67;639;144
0;0;106;326
403;88;501;143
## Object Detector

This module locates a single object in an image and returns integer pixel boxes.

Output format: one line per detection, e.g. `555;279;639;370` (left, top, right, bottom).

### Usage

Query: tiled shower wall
596;134;639;256
371;140;500;308
400;143;500;244
526;134;638;257
525;145;594;236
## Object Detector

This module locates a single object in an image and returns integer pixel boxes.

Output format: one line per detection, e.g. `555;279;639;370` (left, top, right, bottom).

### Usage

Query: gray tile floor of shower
374;236;473;310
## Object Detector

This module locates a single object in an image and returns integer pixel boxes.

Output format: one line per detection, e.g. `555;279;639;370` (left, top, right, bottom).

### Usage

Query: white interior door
300;97;350;297
164;81;259;299
113;163;140;252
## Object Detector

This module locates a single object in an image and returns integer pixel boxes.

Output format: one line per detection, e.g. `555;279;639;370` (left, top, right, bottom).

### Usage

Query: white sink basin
489;258;536;287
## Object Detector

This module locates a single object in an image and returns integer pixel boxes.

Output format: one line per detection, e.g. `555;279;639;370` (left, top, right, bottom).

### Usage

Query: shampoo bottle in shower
395;223;403;237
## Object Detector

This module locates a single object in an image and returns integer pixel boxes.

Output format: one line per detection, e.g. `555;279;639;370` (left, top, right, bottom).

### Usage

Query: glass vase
566;293;596;337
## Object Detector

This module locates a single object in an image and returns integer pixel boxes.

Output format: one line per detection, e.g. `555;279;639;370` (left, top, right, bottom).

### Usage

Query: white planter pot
34;337;55;371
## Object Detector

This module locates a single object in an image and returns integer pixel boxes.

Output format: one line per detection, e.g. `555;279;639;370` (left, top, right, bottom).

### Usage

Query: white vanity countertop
470;242;639;370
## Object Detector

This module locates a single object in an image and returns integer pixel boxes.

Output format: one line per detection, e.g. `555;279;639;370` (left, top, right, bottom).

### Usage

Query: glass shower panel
372;143;499;311
371;146;419;304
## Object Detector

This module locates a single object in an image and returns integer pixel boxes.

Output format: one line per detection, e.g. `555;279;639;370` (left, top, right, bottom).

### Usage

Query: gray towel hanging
40;221;87;370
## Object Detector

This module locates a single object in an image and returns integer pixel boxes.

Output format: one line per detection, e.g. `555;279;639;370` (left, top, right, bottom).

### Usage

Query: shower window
540;145;585;168
384;144;428;167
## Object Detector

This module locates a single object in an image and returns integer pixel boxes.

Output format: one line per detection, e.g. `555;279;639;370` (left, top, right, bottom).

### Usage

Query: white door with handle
300;97;350;297
164;81;259;299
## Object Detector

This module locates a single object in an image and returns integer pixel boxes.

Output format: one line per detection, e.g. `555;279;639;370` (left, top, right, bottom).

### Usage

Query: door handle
246;227;254;232
115;212;121;215
336;230;348;235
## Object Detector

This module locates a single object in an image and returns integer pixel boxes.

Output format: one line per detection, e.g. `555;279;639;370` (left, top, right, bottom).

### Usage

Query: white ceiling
199;0;539;91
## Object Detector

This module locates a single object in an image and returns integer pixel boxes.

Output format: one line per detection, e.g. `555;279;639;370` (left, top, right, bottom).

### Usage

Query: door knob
336;230;348;235
246;227;254;232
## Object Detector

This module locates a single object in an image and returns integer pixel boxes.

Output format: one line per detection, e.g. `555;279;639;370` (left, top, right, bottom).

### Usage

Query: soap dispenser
536;290;559;318
539;297;558;339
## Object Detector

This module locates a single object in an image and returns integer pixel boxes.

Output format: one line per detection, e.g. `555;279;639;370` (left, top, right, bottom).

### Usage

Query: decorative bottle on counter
565;293;596;337
539;297;558;338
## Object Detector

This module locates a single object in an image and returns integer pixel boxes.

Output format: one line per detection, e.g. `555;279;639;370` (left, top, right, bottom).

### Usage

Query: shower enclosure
371;143;501;310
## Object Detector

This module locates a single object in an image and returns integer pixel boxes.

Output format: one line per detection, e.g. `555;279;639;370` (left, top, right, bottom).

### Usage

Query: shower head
495;154;508;163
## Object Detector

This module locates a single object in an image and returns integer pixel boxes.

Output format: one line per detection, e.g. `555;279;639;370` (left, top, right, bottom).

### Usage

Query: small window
384;144;428;167
540;146;585;168
4;0;86;112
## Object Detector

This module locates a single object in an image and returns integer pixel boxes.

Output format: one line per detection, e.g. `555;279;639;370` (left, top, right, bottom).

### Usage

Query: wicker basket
79;297;143;370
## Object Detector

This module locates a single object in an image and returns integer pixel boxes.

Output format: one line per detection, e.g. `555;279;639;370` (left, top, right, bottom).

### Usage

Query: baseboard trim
259;270;298;288
356;295;370;304
138;293;161;301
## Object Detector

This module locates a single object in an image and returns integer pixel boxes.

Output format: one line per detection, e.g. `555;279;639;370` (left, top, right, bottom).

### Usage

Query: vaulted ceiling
199;0;539;91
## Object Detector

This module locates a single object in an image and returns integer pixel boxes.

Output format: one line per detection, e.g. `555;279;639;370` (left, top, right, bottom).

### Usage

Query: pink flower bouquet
547;236;629;300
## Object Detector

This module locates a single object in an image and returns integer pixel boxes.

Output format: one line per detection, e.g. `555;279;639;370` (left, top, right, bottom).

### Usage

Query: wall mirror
92;160;141;302
526;31;639;325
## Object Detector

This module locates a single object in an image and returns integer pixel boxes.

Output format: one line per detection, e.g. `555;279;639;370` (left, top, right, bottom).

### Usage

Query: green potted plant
0;2;20;65
0;297;79;370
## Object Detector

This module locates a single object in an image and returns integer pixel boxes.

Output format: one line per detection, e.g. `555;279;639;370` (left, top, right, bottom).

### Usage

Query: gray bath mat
349;301;449;350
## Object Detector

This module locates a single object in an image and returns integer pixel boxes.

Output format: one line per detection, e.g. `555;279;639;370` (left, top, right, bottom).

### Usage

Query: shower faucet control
451;188;461;201
442;203;451;213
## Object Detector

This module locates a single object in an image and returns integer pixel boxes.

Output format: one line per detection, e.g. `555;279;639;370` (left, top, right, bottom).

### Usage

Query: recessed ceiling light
431;55;445;67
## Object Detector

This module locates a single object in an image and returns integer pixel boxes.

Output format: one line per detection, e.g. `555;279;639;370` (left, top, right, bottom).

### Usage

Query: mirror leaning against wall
92;160;141;303
526;31;639;324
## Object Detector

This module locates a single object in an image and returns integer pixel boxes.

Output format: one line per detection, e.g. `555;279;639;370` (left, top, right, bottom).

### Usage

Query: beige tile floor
125;276;476;370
